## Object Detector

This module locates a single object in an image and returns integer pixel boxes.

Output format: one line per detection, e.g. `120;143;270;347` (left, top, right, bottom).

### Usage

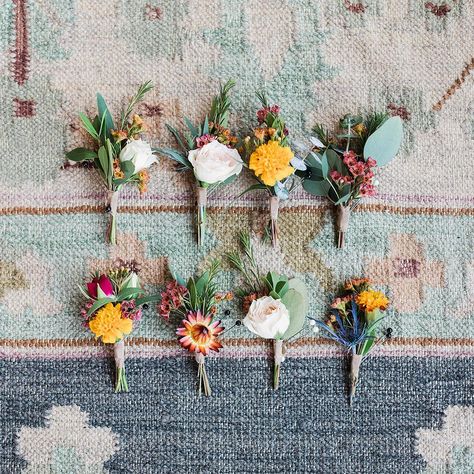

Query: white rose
243;296;290;339
119;139;157;174
188;140;243;184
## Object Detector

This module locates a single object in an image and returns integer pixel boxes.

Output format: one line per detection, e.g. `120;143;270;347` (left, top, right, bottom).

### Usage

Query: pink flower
270;105;281;115
343;151;358;168
256;107;270;123
349;162;365;177
366;157;377;168
86;275;114;299
359;183;377;197
196;134;216;148
330;170;343;182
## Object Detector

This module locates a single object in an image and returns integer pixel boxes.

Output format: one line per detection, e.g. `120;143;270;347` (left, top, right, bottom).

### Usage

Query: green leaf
326;149;342;173
363;116;403;166
184;117;199;138
321;151;329;178
157;148;192;170
194;271;210;294
120;160;135;178
66;147;97;162
281;289;306;340
288;278;308;313
281;289;307;340
334;193;351;205
135;294;162;306
87;297;116;317
302;179;330;197
187;277;198;309
275;280;289;298
97;93;115;140
237;183;268;198
106;139;115;188
166;124;189;153
202;115;209;135
306;151;322;169
79;113;100;140
117;287;143;300
98;146;109;182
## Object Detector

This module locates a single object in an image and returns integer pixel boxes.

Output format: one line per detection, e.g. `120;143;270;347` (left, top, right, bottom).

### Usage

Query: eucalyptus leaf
326;149;342;173
321;151;329;178
363;116;403;166
288;278;309;315
302;179;330;197
281;289;306;340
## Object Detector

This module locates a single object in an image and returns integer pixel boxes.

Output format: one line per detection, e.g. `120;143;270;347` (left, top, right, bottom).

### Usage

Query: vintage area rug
1;1;473;472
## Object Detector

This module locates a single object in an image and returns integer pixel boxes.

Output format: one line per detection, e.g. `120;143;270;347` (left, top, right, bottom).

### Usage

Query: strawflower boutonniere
66;82;157;244
311;278;390;405
158;260;229;396
80;265;159;392
160;80;243;246
299;113;403;247
227;232;308;389
240;92;305;248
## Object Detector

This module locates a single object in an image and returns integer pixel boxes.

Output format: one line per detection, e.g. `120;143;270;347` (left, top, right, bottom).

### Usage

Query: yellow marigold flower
89;303;133;344
353;123;366;134
249;140;295;186
356;290;389;313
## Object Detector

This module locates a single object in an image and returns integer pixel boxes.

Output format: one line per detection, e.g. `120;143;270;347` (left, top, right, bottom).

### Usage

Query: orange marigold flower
356;290;389;313
89;303;133;344
249;141;294;186
176;311;224;355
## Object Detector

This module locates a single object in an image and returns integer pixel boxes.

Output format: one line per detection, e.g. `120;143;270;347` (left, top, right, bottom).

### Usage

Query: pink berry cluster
329;151;377;197
158;281;188;319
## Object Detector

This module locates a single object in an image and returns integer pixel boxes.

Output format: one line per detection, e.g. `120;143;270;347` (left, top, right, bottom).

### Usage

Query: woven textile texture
1;1;474;473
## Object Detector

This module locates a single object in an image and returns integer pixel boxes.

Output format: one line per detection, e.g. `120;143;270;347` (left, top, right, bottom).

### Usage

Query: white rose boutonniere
228;233;309;390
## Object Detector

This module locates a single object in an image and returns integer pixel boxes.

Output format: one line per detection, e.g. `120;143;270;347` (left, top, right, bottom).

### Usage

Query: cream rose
243;296;290;339
188;140;243;184
119;139;157;174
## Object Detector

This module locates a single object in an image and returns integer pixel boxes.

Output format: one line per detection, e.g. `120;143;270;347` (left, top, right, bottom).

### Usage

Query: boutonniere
227;232;308;389
66;82;157;244
80;265;159;392
240;92;305;248
160;80;243;246
311;278;390;405
299;113;403;247
158;260;230;396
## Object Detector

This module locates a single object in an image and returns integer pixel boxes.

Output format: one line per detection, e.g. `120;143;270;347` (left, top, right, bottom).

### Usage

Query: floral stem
196;187;207;246
196;352;211;396
114;340;128;393
273;339;284;390
269;196;279;249
336;204;350;249
107;190;119;245
349;353;362;406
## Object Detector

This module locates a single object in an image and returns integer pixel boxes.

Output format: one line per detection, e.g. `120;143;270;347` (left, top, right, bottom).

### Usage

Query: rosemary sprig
209;79;235;129
120;81;154;129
